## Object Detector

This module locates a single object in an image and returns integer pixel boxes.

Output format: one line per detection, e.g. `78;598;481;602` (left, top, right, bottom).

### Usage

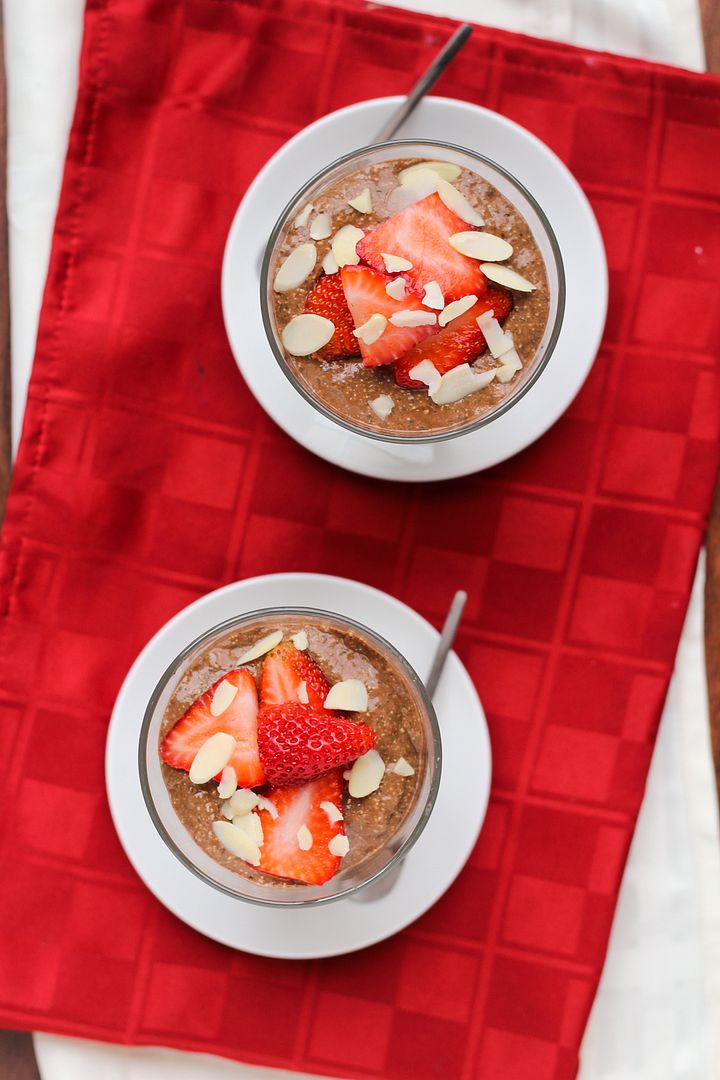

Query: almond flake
495;363;517;383
348;188;373;214
422;281;445;309
430;364;496;405
320;800;344;824
393;756;415;777
348;749;385;798
310;212;332;240
385;277;407;300
399;161;462;185
238;629;283;663
387;171;439;213
256;794;279;820
210;679;238;717
220;798;235;820
499;346;522;371
324;679;368;712
297;680;309;704
439;294;477;328
436;178;484;226
212;820;261;865
331;224;364;267
233;810;264;847
449;231;513;262
353;312;387;345
409;359;442;391
189;732;236;785
476;310;514;359
229;788;260;816
291;630;309;651
297;824;313;851
390;310;437;328
370;394;394;420
293;203;314;228
217;765;238;800
328;834;350;857
273;242;317;292
322;249;339;275
480;263;535;292
281;313;335;357
381;252;413;273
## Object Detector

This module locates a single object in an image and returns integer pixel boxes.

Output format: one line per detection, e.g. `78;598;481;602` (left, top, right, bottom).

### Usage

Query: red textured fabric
1;1;720;1076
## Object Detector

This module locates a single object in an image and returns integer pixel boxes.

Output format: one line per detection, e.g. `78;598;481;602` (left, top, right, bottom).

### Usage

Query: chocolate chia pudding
266;152;552;439
158;613;430;889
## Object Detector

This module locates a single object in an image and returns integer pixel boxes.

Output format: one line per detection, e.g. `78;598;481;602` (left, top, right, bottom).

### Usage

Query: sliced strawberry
356;192;486;303
258;701;376;785
304;274;360;359
394;288;514;389
160;669;265;788
341;264;437;367
257;769;345;885
260;642;330;708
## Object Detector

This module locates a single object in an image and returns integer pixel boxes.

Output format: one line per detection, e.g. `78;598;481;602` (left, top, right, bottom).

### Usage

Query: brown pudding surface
270;157;551;436
159;616;427;887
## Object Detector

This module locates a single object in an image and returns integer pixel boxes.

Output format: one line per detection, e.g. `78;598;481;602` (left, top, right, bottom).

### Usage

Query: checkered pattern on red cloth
1;1;719;1077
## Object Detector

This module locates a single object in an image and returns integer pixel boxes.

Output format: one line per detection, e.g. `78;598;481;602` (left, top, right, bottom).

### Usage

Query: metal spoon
352;589;467;902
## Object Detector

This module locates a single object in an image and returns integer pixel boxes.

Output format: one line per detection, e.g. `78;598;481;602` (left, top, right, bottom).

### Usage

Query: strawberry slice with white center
160;669;265;788
257;769;345;885
341;264;437;367
260;641;330;707
356;192;487;304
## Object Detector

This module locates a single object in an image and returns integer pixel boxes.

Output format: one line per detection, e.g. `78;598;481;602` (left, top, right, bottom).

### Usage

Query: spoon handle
425;590;467;698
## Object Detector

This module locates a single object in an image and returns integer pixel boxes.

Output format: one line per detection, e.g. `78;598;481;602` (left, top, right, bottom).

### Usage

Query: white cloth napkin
4;0;717;1077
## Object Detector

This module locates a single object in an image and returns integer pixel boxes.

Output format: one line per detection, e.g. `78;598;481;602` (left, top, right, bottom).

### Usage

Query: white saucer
222;95;607;482
105;573;491;959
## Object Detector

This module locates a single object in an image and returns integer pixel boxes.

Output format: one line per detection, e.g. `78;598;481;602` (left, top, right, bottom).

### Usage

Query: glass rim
260;138;567;445
138;605;443;908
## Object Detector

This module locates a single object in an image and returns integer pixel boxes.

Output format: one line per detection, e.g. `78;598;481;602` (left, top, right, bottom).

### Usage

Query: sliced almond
370;394;394;420
229;788;260;817
348;748;385;798
324;678;368;712
476;310;514;359
328;834;350;857
273;242;317;292
189;732;235;785
291;630;309;651
409;359;442;391
422;281;445;310
390;310;437;328
381;252;413;273
439;294;477;328
343;769;353;781
348;187;372;214
430;364;495;405
294;203;314;228
499;346;522;371
480;263;535;292
385;277;407;300
495;363;518;384
331;224;364;267
436;178;484;226
310;212;332;240
217;765;238;800
449;231;513;262
387;170;439;213
393;756;415;777
297;824;313;851
238;629;283;663
256;794;279;820
353;312;387;345
212;820;261;865
210;678;238;717
220;798;235;820
233;809;264;847
297;679;309;704
320;800;344;824
281;313;335;357
399;160;462;185
322;249;339;275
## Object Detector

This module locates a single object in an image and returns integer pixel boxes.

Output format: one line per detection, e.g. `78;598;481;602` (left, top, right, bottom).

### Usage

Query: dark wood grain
0;1032;41;1080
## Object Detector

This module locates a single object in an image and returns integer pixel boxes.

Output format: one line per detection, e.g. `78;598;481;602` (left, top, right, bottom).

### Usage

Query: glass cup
139;607;442;907
260;138;565;443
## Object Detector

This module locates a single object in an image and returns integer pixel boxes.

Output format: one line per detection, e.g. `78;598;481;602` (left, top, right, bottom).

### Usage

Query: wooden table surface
0;6;718;1078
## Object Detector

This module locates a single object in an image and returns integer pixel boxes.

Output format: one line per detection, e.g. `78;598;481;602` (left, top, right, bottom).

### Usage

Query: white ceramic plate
105;573;491;959
222;95;607;482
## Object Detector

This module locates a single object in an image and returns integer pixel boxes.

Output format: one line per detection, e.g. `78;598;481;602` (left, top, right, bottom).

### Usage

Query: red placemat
2;1;720;1076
